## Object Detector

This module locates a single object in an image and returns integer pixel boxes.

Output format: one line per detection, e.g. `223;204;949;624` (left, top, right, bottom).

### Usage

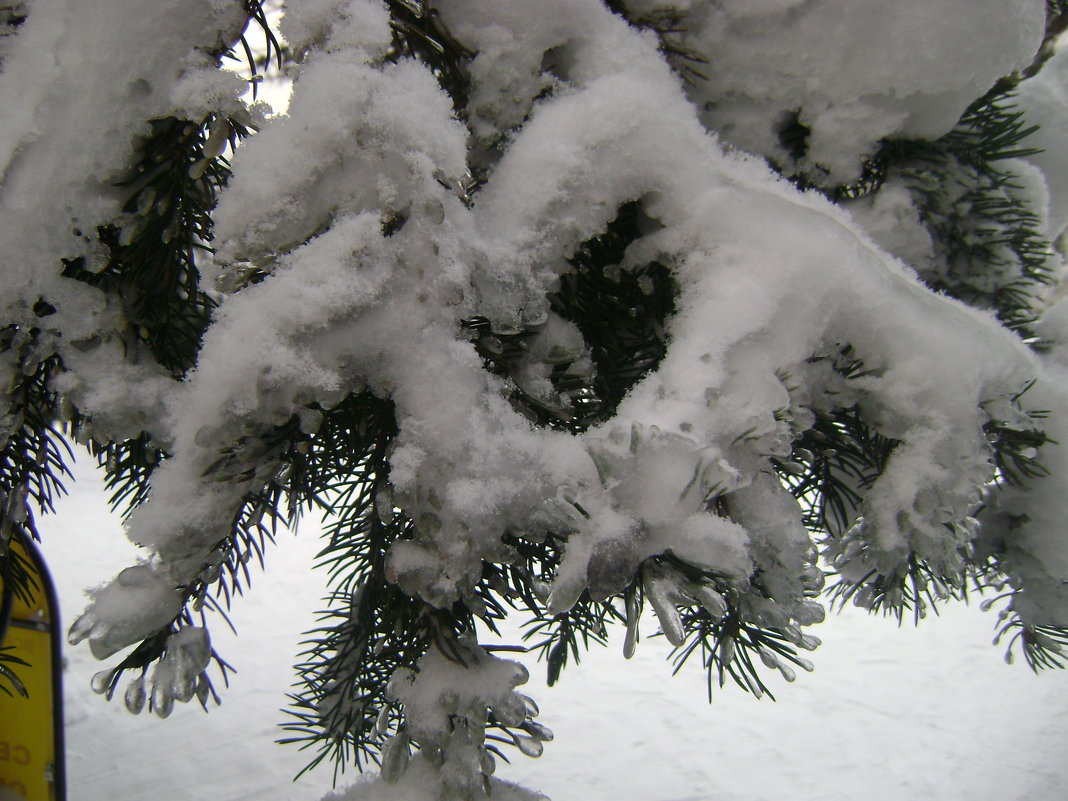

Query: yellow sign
0;534;65;801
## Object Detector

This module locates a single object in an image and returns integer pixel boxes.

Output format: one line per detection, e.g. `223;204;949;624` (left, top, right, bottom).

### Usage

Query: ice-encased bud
69;565;186;659
689;583;728;620
524;721;554;742
492;693;527;728
124;676;147;714
623;589;640;659
644;567;685;647
142;627;213;716
90;669;114;695
380;730;410;784
512;733;544;758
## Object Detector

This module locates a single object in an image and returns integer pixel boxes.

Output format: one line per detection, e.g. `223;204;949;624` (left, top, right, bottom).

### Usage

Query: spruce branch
5;2;274;547
639;554;815;702
836;90;1056;338
499;531;624;687
235;0;285;98
775;347;898;538
521;591;622;687
982;381;1052;488
462;200;675;435
776;405;897;538
91;390;400;717
671;603;815;703
62;112;252;378
384;1;473;111
281;579;432;778
1022;2;1068;79
86;432;164;520
0;541;35;698
276;390;541;779
825;553;968;626
85;609;237;717
602;2;709;85
0;327;70;627
0;648;29;699
994;609;1068;670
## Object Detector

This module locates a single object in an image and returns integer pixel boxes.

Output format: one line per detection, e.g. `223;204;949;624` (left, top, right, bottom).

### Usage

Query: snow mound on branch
67;564;185;660
641;0;1046;183
1017;45;1068;242
988;308;1068;624
322;755;547;801
0;0;249;443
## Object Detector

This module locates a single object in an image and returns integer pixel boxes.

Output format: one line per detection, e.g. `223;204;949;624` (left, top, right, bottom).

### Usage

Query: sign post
0;532;66;801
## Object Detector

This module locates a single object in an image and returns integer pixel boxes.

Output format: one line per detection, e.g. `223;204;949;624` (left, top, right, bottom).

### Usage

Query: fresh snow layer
67;2;1063;676
3;1;1068;798
43;458;1068;801
0;0;249;443
656;0;1046;183
1018;45;1068;243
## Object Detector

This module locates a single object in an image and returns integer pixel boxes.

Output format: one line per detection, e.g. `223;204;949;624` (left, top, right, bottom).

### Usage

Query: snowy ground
38;453;1068;801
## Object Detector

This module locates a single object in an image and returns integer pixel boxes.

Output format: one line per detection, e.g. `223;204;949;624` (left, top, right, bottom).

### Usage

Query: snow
1018;44;1068;243
42;457;1068;800
4;1;1068;798
658;0;1047;183
65;1;1059;668
0;0;249;442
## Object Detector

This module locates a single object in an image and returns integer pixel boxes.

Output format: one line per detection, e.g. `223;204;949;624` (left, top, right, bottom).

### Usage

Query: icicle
520;695;539;718
524;722;554;742
375;705;391;738
644;566;686;646
380;730;410;784
512;733;544;758
623;589;639;659
124;676;146;714
690;583;728;620
719;636;735;668
90;669;114;695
